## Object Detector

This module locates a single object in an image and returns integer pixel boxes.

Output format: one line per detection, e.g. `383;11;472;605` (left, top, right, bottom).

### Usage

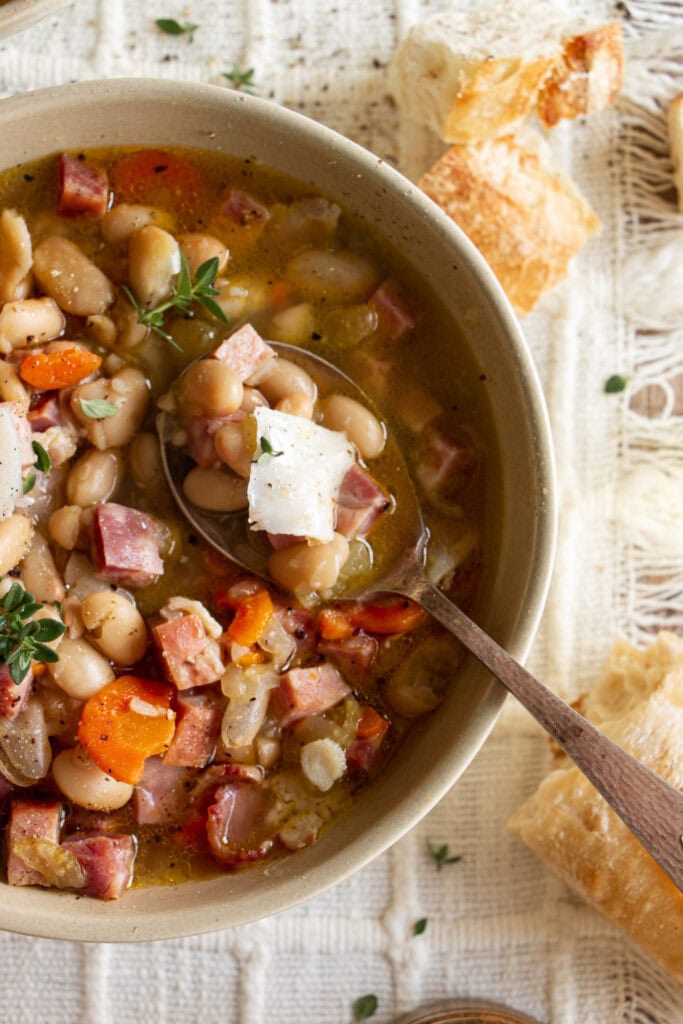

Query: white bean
0;298;65;354
275;391;314;419
177;233;229;276
20;531;65;603
52;745;133;811
0;514;33;574
102;204;173;246
86;314;117;349
268;533;349;594
385;636;462;718
247;357;317;405
128;225;180;308
285;249;379;303
48;636;115;700
214;421;254;478
81;590;147;666
0;360;28;410
33;237;115;316
180;360;243;418
269;302;314;344
111;294;150;349
71;368;149;450
183;466;249;512
241;387;269;414
66;448;121;507
0;210;32;304
318;394;385;458
129;432;164;489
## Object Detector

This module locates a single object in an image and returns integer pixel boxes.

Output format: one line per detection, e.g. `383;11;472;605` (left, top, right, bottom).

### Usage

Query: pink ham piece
133;757;191;826
206;782;274;867
58;153;109;218
186;411;245;468
318;634;378;684
92;503;164;588
369;279;416;342
219;188;270;228
0;664;32;720
335;464;390;539
211;324;275;383
6;798;63;887
163;692;223;768
151;613;224;690
272;601;316;661
415;421;477;499
271;662;349;728
267;533;301;551
28;394;61;433
1;401;34;468
61;833;135;900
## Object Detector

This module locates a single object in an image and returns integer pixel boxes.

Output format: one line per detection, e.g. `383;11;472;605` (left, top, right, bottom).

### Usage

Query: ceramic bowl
0;0;70;38
0;79;556;941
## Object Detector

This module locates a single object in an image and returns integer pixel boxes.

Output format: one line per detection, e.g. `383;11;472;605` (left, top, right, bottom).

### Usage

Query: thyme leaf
155;18;198;42
0;584;66;685
353;994;378;1022
427;840;462;871
222;65;257;94
32;441;51;475
79;398;120;420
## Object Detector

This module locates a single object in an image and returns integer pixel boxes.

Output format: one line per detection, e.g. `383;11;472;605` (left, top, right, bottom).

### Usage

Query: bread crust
537;22;625;127
508;632;683;982
419;136;600;314
668;93;683;213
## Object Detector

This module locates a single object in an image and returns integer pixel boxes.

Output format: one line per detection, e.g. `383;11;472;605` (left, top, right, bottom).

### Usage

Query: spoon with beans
158;340;683;894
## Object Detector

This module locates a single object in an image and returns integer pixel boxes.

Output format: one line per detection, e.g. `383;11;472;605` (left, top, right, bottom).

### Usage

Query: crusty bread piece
668;93;683;213
388;4;571;144
537;22;624;127
508;632;683;982
419;133;600;314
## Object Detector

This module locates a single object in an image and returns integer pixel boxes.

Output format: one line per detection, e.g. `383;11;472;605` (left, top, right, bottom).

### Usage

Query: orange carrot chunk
20;348;101;389
356;705;390;743
78;675;176;785
227;589;274;647
317;608;353;641
345;598;427;635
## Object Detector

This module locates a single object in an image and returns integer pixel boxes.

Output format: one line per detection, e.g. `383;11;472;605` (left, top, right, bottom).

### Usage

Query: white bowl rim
0;0;71;39
0;78;558;942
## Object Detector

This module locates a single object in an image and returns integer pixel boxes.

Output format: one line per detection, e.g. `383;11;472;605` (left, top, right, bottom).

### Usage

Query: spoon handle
407;575;683;893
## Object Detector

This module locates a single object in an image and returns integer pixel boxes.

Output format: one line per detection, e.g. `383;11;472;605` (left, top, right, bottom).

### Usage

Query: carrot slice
234;649;266;667
345;598;427;636
227;589;274;647
110;149;204;207
317;608;353;641
356;705;389;743
20;348;101;389
77;675;176;785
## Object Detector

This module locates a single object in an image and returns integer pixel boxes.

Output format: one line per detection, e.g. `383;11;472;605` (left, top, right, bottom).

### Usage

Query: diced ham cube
7;798;63;887
61;833;135;900
133;757;192;825
1;401;34;468
28;394;61;433
206;782;274;867
92;503;164;589
0;664;32;720
151;613;224;690
318;634;378;684
271;662;350;727
369;279;416;342
186;411;245;468
58;153;109;218
335;464;390;539
346;706;390;775
163;692;223;768
212;324;275;383
415;421;477;499
219;189;270;228
272;601;317;661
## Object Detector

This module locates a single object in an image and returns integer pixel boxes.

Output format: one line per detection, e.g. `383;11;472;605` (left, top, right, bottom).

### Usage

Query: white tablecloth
1;2;682;1022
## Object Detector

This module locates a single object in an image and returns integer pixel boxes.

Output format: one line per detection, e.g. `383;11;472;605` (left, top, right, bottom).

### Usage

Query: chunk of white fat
0;405;22;520
248;407;355;543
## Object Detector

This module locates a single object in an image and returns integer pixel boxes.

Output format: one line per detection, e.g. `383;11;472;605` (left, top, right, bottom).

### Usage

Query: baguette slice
419;133;600;314
508;632;683;983
537;22;624;127
669;93;683;213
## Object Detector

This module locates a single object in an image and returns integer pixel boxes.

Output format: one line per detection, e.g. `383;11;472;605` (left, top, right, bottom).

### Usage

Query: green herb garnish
413;917;428;936
0;584;65;685
155;17;198;41
222;65;257;94
32;440;51;475
604;374;628;394
123;255;227;350
353;995;378;1023
255;435;283;465
79;398;120;420
22;474;36;495
427;840;462;871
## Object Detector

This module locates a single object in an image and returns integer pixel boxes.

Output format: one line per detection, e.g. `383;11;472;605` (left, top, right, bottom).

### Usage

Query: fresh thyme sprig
427;840;462;871
123;254;228;350
0;584;66;685
222;66;257;94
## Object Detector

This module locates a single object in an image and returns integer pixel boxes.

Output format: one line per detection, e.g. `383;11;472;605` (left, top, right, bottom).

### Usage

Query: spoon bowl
159;340;683;894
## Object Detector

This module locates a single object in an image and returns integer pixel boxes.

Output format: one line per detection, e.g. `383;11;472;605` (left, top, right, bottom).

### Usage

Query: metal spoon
158;342;683;893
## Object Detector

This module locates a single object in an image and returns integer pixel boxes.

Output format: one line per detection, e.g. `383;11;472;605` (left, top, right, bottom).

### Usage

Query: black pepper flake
23;174;34;182
188;534;199;546
100;734;108;741
311;331;322;340
294;628;305;640
154;164;169;174
479;374;488;381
